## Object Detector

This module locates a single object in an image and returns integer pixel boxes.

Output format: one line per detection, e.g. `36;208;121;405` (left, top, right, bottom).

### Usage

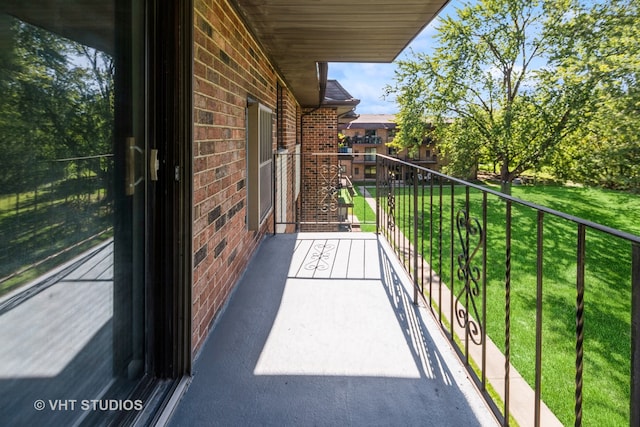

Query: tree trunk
500;161;512;195
500;180;512;195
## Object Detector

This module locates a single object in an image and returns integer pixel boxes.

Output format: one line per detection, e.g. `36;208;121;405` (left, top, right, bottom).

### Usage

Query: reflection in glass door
0;1;146;425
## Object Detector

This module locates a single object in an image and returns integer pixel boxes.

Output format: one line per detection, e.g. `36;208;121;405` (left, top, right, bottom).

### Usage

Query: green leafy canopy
386;0;639;192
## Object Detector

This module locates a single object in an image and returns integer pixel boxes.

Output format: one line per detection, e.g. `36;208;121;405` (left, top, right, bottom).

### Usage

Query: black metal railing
0;154;113;295
274;151;640;426
273;152;377;232
347;135;383;145
374;154;639;427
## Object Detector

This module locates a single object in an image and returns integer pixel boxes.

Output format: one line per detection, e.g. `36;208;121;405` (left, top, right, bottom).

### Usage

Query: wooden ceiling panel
233;0;449;106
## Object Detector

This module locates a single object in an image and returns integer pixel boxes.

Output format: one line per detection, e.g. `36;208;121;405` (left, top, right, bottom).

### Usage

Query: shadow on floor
168;233;496;427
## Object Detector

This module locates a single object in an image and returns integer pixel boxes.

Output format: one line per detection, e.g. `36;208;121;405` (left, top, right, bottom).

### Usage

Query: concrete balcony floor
168;233;498;426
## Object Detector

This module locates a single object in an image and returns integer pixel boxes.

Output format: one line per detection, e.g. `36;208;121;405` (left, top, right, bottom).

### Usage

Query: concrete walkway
167;233;498;427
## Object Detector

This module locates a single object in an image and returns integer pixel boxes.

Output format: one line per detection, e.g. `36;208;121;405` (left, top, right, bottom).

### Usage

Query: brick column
300;107;340;232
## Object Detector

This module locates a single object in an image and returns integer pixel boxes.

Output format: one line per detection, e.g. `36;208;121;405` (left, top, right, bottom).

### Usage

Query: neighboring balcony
353;154;378;164
349;135;383;144
394;154;439;164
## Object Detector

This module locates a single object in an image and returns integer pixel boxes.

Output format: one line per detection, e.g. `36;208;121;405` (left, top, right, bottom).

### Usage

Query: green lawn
350;186;376;232
0;180;112;296
374;183;639;426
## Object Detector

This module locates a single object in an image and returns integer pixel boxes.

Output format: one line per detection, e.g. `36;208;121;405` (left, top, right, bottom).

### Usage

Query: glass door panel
0;1;146;424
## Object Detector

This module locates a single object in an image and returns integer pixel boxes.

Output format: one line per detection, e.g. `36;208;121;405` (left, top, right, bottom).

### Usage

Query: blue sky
328;2;459;115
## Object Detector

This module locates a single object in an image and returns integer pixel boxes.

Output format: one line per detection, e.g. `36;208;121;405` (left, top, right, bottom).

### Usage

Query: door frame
147;0;193;380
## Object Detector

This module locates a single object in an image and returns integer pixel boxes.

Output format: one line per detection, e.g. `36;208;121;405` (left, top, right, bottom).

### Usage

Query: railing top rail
279;151;640;244
373;153;640;245
52;154;114;162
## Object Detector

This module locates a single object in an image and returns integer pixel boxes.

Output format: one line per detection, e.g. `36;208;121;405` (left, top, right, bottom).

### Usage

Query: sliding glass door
0;1;147;424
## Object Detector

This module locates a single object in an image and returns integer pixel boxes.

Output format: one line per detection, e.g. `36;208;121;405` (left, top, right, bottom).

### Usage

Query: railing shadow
373;153;639;427
376;235;450;381
168;233;497;426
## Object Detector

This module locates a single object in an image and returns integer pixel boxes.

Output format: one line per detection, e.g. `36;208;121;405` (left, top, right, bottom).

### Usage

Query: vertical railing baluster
394;164;398;255
464;186;471;359
393;165;396;253
395;167;400;259
482;192;488;389
399;166;402;260
405;164;409;270
375;155;379;234
505;199;512;425
439;178;443;325
386;159;390;240
413;168;419;304
382;158;387;239
450;180;455;339
272;152;276;234
575;224;586;427
314;154;318;226
535;211;544;427
632;244;640;427
421;175;425;297
406;165;410;271
429;175;434;310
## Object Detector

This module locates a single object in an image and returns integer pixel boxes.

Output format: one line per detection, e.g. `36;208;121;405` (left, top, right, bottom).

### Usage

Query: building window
247;102;273;229
365;147;376;162
364;166;377;179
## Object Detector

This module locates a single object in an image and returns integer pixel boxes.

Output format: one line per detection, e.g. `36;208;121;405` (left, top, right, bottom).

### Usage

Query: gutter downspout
317;62;328;108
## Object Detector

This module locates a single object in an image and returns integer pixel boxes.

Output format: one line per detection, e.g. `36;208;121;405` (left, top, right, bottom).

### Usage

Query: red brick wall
192;0;298;352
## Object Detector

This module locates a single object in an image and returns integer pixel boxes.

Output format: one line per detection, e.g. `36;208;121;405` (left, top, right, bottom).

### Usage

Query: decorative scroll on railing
386;192;395;231
455;209;484;345
372;153;640;427
318;164;341;213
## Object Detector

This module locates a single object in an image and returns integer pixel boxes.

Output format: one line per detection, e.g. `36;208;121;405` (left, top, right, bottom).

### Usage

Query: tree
0;18;114;200
546;0;640;190
386;0;602;193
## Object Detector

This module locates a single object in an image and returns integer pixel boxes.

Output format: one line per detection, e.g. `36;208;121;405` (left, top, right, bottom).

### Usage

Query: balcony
167;233;499;426
394;154;439;164
352;154;377;164
349;135;383;145
167;152;640;427
0;241;118;426
308;154;640;424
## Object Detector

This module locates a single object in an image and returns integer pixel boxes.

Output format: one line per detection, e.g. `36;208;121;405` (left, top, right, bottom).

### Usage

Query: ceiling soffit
232;0;449;107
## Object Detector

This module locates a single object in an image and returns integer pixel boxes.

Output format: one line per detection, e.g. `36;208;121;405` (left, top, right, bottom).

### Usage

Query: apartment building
340;114;441;181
